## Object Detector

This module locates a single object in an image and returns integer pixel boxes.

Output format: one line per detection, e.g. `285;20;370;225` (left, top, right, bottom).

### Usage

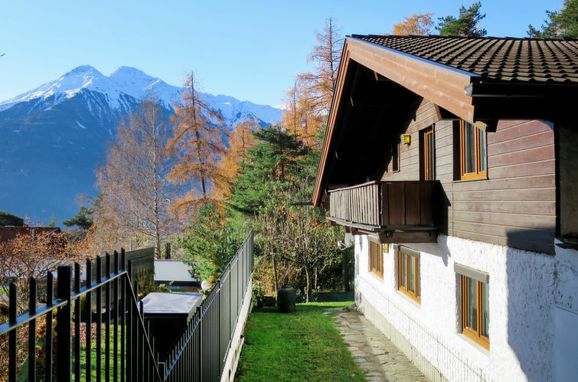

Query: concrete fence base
221;280;253;382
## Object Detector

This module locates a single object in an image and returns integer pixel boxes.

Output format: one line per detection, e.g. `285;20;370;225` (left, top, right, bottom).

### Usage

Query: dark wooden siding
381;99;556;254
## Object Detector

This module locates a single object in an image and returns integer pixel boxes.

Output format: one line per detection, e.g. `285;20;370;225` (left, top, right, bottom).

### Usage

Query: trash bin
277;287;296;313
142;292;202;360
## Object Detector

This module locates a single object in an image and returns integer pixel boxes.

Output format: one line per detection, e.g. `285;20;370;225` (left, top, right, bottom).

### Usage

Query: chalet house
313;35;578;382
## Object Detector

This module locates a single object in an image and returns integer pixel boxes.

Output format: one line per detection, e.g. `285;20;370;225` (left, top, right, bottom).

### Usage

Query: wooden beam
347;38;476;123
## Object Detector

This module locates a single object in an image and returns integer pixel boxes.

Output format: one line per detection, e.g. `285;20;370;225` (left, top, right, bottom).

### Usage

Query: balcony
328;181;440;243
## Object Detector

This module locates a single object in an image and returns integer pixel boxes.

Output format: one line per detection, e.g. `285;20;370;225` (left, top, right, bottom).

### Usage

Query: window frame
459;120;488;181
421;126;435;181
397;247;420;303
460;274;490;349
392;142;400;173
368;240;384;279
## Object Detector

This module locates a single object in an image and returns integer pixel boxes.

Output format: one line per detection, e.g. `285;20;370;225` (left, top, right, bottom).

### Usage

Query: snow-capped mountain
0;65;281;125
0;65;281;225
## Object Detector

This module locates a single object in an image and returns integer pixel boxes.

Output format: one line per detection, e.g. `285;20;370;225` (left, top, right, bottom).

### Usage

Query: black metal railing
161;230;254;382
0;249;162;382
0;230;254;382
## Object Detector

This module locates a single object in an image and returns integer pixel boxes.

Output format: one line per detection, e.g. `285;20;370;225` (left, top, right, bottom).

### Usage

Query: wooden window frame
459;120;487;181
392;142;400;173
421;127;435;181
368;240;384;279
397;247;420;303
460;274;490;349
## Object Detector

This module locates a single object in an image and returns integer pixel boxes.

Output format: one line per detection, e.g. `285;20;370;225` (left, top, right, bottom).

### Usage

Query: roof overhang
313;36;578;206
313;37;479;206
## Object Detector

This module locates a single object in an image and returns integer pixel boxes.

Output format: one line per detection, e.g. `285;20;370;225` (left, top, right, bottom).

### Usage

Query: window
392;143;400;172
421;127;435;180
369;240;385;278
397;247;420;302
459;121;487;180
458;268;490;349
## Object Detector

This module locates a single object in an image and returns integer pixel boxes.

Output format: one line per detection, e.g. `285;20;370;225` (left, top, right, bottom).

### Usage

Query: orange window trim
459;121;487;181
423;128;434;181
369;241;384;279
397;249;420;303
460;275;490;349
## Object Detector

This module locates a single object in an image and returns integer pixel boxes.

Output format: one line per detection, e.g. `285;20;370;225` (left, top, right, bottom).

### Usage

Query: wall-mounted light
403;134;411;145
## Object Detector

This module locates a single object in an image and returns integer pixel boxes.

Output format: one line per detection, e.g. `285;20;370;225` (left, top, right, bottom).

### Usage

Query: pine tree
528;0;578;39
393;13;434;35
63;206;94;230
230;127;308;214
167;73;228;212
0;211;24;227
437;2;487;37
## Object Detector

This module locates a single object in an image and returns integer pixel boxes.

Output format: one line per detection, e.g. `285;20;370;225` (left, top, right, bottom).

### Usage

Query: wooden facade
379;99;556;253
315;36;578;255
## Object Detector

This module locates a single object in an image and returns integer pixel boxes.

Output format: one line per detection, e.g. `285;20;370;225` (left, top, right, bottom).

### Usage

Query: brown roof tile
352;35;578;84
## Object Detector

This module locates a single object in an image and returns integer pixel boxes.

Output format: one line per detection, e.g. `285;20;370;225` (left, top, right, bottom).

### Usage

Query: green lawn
236;301;366;382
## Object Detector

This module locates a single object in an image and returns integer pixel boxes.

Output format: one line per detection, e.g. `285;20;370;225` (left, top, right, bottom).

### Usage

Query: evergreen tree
0;211;24;227
437;2;487;37
230;127;308;214
178;202;245;284
528;0;578;39
63;206;94;230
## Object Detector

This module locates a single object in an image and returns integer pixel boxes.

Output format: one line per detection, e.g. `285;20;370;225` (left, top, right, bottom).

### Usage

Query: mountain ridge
0;65;282;224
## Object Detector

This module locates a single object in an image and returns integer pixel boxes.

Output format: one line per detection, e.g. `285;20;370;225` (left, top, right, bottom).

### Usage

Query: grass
236;301;366;382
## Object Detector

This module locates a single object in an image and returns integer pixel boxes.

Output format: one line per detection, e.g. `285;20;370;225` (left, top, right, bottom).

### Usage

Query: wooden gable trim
313;41;352;206
313;37;478;206
347;38;476;122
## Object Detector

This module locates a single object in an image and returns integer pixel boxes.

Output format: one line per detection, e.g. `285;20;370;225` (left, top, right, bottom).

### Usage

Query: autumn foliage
393;13;434;35
166;74;228;212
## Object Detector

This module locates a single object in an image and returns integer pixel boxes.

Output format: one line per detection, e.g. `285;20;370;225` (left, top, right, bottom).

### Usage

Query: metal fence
0;231;254;382
161;230;254;382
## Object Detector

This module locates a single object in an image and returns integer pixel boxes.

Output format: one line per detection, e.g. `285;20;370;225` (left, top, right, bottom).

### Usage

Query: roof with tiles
351;35;578;84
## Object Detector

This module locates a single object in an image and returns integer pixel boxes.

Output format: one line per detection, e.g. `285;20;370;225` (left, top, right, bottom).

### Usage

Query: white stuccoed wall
354;234;578;382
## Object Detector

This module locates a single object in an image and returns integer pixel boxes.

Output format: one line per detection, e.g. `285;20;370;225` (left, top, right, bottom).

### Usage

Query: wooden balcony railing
328;180;439;242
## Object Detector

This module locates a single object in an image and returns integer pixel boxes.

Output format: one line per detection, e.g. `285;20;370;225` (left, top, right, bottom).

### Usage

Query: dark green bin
277;287;297;313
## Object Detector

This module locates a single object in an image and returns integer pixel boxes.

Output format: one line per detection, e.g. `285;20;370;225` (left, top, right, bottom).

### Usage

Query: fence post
56;265;72;382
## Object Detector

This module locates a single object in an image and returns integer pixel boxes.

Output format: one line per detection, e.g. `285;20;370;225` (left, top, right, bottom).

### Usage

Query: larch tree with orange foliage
392;13;434;35
166;73;228;212
287;18;343;148
212;119;258;200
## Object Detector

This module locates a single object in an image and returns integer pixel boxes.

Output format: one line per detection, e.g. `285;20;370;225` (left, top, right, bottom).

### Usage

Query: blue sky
0;1;563;106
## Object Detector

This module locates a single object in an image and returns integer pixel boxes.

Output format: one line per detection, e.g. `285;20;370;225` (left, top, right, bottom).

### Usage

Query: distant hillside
0;65;282;224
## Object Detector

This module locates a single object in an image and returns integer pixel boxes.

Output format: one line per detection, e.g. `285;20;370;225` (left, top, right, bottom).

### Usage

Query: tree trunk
304;266;312;303
272;252;279;293
342;250;347;291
